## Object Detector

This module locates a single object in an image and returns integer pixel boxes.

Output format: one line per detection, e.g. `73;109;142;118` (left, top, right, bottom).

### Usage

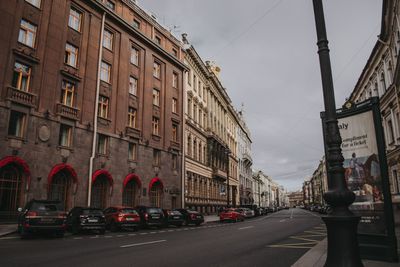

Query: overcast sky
138;0;382;192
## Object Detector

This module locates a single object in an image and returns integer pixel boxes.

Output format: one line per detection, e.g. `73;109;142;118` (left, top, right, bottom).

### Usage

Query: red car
219;208;245;222
103;206;141;231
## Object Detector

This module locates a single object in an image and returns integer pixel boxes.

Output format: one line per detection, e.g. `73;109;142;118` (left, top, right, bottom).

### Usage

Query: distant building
287;191;303;207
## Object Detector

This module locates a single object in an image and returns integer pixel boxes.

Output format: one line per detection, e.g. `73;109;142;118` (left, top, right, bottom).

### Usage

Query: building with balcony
0;0;187;220
346;0;400;224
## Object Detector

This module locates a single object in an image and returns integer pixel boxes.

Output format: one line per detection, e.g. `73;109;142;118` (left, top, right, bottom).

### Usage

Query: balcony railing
56;103;80;120
6;86;37;107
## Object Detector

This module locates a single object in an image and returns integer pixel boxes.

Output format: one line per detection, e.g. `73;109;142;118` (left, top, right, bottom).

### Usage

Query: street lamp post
312;1;363;266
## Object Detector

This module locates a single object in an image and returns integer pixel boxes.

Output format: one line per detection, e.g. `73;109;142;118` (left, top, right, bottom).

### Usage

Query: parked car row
302;204;331;214
17;199;205;239
219;205;278;223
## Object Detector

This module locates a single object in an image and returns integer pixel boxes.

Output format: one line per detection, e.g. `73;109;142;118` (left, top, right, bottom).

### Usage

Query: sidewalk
292;238;399;267
0;224;17;237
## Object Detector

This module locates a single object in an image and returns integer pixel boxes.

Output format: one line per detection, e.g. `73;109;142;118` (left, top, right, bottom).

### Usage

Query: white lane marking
104;235;112;238
128;233;136;236
120;239;166;248
238;226;254;230
158;231;166;233
279;219;286;222
117;235;124;237
167;230;174;232
139;233;148;235
74;237;83;240
0;236;19;240
290;209;294;219
150;232;156;234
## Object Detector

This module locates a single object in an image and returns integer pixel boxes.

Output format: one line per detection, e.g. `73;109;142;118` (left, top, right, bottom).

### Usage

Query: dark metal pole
312;1;363;266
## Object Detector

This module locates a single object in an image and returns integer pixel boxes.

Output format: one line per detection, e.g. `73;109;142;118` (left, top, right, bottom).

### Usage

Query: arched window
91;174;111;209
149;181;163;207
123;179;139;207
0;165;22;220
49;171;72;211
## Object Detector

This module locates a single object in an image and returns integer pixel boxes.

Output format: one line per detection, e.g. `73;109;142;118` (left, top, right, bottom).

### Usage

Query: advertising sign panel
321;98;397;262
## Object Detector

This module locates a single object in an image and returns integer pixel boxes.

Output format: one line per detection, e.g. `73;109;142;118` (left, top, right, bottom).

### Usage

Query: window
25;0;41;8
193;75;197;91
187;135;192;156
152;117;159;135
103;29;113;50
128;143;137;161
152;89;160;106
59;124;72;147
187;97;192;117
188;70;191;85
193;104;197;122
61;80;75;107
172;73;178;88
172;154;178;170
100;61;111;83
172;98;177;113
65;43;78;67
380;72;387;92
153;149;161;166
68;7;82;32
12;62;31;91
172;48;178;57
18;20;37;48
388;119;395;144
97;134;108;155
130;47;139;65
98;95;109;119
105;0;115;10
128;76;138;96
8;111;26;138
133;19;140;29
172;124;178;142
153;62;161;79
155;36;161;45
128;107;137;128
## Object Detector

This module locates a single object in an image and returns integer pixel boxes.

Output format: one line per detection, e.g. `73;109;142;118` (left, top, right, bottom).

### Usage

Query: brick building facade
0;0;186;220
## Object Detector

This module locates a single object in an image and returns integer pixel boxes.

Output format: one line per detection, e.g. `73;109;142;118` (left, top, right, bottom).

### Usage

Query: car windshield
31;202;60;211
121;208;138;214
83;209;103;215
148;208;162;213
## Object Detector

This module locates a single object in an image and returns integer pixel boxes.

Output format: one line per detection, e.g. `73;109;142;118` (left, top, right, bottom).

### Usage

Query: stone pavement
292;238;400;267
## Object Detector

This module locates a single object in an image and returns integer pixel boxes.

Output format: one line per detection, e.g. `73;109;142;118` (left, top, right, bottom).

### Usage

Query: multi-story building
182;34;240;212
237;108;253;206
346;0;400;223
0;0;187;220
287;191;304;207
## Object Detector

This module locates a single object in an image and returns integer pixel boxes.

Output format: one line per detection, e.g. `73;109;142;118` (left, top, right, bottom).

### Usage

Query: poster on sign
321;97;397;261
337;110;385;235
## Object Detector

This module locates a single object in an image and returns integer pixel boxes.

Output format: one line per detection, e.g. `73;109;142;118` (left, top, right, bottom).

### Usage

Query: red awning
148;177;163;190
47;163;78;188
0;156;31;188
123;173;142;188
92;169;113;185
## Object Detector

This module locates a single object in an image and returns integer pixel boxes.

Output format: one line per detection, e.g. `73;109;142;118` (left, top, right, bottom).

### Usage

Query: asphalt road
0;208;325;267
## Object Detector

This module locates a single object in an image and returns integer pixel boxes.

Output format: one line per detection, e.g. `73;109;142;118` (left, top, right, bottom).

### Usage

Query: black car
176;209;204;226
163;209;184;227
135;206;165;228
66;207;106;234
17;199;67;239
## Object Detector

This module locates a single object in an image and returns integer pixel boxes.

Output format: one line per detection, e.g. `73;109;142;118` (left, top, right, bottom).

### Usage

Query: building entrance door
0;165;22;221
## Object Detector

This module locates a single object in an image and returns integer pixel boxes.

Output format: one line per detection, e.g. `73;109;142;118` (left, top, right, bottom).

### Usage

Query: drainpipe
87;12;105;207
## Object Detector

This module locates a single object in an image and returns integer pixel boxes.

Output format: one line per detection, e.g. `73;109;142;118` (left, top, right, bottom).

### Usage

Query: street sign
321;97;398;262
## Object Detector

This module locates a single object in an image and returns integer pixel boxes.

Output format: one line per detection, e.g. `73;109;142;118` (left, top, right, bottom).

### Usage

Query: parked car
237;208;254;218
103;206;141;232
163;209;184;227
17;199;67;239
219;208;245;222
135;206;165;228
175;209;204;226
66;207;106;234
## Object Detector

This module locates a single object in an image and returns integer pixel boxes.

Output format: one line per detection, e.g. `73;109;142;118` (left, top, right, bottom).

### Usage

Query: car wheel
71;224;79;235
55;231;64;238
20;227;29;239
110;221;118;232
99;228;106;235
